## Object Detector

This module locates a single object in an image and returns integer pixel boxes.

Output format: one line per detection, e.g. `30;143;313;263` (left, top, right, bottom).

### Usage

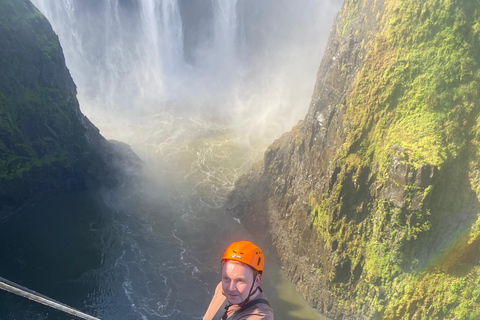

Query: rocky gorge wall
0;0;139;217
227;0;480;319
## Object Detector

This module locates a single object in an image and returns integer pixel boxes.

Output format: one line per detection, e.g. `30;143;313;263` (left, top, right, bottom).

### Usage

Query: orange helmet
221;241;264;274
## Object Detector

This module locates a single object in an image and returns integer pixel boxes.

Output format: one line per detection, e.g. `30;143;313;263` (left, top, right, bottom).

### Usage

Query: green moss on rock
309;0;480;318
228;0;480;319
0;0;139;215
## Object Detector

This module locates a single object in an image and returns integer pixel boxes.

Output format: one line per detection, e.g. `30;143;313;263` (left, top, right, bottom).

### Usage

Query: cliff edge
0;0;140;217
228;0;480;319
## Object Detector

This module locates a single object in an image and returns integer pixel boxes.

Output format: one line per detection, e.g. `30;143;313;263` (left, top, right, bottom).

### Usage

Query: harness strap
223;298;271;320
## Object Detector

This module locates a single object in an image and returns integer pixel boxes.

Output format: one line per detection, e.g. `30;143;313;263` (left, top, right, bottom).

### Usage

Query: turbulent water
0;0;342;319
30;0;341;144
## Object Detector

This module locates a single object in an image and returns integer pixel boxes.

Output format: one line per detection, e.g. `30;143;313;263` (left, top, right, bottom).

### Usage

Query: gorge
228;0;480;319
0;0;339;319
2;0;480;319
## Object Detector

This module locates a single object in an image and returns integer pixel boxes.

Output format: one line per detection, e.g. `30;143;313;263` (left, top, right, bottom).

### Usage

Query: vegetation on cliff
313;0;480;318
0;0;138;215
0;0;72;178
228;0;480;319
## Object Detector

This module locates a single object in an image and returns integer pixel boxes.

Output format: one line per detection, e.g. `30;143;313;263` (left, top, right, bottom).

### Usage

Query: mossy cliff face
227;0;480;318
0;0;139;216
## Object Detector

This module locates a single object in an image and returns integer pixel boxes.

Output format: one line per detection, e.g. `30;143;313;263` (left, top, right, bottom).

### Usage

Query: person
203;240;274;320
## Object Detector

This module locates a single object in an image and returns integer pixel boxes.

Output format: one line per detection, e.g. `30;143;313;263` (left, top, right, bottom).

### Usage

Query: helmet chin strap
221;272;260;320
238;271;259;307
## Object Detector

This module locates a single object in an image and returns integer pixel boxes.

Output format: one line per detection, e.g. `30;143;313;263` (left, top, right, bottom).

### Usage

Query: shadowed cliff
0;0;140;217
227;0;480;319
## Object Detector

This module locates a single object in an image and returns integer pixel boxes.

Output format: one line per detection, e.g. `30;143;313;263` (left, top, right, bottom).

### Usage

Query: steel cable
0;276;101;320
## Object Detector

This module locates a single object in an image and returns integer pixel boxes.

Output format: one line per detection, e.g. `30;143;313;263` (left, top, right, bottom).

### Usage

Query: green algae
347;0;480;171
309;0;480;318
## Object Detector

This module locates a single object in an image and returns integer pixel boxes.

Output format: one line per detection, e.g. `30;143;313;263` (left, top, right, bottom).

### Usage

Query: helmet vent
221;241;264;273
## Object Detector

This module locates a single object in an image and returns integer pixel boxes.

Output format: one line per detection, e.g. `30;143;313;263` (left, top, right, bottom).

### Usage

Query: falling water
30;0;341;140
1;0;343;319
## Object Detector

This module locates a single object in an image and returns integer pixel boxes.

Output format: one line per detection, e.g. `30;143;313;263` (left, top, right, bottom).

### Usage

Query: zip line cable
0;276;101;320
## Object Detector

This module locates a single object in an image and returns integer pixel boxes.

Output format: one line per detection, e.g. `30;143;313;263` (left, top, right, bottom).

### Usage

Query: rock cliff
0;0;140;217
228;0;480;318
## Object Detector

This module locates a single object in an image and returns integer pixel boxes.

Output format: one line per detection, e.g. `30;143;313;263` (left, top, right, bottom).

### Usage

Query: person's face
221;261;260;305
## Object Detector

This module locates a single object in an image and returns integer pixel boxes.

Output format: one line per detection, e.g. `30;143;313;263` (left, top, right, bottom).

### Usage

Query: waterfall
31;0;186;112
211;0;237;64
20;2;343;318
30;0;342;145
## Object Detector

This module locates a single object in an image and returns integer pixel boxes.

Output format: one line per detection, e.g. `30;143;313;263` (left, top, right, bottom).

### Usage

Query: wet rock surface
0;0;140;217
227;0;386;318
228;0;480;318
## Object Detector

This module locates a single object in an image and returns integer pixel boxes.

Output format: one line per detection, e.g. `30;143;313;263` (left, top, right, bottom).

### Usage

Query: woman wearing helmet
203;241;274;320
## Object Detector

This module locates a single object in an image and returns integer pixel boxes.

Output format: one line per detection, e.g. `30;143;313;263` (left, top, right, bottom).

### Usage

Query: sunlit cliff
228;0;480;318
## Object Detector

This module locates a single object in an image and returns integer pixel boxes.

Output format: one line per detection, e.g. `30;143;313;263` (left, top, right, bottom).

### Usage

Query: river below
0;113;329;320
